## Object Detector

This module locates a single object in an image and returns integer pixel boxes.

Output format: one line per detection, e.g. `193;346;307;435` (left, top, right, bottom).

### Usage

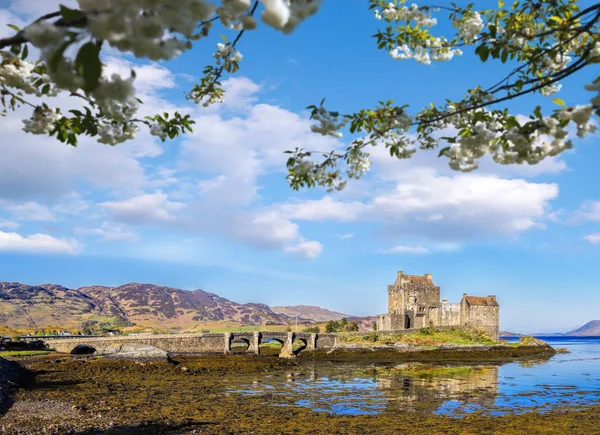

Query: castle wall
466;305;499;340
441;303;460;327
460;297;499;340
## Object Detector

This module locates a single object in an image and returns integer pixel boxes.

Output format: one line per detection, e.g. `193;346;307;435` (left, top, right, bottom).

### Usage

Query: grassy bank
0;351;51;357
337;328;499;347
0;355;598;434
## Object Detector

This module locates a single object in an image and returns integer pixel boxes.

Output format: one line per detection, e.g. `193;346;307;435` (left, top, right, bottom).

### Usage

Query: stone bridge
43;331;338;358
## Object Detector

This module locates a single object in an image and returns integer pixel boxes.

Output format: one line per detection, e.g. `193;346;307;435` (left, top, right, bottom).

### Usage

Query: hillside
270;305;350;322
0;282;299;332
567;320;600;336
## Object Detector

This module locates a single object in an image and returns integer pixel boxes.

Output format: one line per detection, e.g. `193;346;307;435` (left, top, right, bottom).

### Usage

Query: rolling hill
0;282;310;332
566;320;600;336
270;305;350;322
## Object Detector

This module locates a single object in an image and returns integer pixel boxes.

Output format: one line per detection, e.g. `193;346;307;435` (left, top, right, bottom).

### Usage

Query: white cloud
279;197;364;221
584;233;600;245
170;78;341;256
101;191;185;225
284;240;323;259
75;222;138;242
5;202;55;221
337;233;355;240
277;171;557;244
0;230;80;254
383;245;429;254
576;200;600;221
0;220;19;229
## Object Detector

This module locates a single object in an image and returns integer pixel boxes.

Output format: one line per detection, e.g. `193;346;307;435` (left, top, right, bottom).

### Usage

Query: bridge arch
70;344;96;355
259;337;284;356
292;337;308;355
230;337;251;353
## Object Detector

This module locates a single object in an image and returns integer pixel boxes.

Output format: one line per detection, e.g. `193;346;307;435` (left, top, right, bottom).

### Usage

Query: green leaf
498;0;504;7
551;98;566;107
59;5;85;22
438;146;451;157
7;24;20;32
21;44;28;60
74;42;102;92
48;39;73;72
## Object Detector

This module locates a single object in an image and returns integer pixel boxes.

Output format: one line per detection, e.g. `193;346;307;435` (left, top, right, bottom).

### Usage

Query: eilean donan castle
376;271;500;340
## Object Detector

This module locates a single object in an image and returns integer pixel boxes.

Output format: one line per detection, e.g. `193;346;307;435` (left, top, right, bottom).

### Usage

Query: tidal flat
1;348;600;435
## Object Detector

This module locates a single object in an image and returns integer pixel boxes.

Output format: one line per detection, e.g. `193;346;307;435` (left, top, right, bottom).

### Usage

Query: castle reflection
371;363;499;413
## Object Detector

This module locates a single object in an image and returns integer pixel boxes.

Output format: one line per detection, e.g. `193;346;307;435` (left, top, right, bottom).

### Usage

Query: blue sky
0;0;599;333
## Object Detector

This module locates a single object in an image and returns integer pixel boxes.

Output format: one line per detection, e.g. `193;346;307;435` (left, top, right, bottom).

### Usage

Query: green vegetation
356;364;474;379
81;318;135;335
338;328;499;347
302;326;320;333
0;350;51;357
325;318;359;333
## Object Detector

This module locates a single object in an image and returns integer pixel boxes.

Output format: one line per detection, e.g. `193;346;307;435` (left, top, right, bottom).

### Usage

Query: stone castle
376;271;499;340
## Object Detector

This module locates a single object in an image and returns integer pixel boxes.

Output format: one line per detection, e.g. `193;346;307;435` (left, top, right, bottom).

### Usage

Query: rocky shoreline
300;339;557;362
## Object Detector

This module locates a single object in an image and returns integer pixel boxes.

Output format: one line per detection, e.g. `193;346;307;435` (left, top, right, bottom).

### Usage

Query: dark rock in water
71;345;96;355
102;344;170;362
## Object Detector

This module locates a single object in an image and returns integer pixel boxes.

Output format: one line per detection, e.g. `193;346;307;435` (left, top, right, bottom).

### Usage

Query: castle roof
464;295;498;307
402;274;435;285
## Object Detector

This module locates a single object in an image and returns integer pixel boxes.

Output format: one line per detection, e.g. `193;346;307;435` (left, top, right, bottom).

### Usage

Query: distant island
501;320;600;337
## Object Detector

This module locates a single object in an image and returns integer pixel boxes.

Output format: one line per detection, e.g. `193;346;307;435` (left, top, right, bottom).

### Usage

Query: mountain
566;320;600;336
270;305;350;322
0;282;300;331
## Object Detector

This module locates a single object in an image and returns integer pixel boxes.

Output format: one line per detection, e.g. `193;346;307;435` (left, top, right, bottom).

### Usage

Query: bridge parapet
43;331;338;358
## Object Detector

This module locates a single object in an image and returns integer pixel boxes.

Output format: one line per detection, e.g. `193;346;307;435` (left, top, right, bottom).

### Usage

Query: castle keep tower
376;271;500;340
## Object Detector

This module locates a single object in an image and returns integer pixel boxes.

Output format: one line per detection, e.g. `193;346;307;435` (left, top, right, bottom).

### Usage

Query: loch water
227;336;600;417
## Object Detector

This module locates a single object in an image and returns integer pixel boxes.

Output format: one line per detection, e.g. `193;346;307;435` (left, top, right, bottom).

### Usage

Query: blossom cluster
0;58;38;94
78;0;215;60
218;0;253;29
214;43;243;69
374;3;437;27
97;121;138;145
310;106;348;138
439;99;597;172
452;11;484;43
375;3;467;65
0;54;58;97
346;147;371;179
261;0;322;34
22;107;60;135
389;42;463;64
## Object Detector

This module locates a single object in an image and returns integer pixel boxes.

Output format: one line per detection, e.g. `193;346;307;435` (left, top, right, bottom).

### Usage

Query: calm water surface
226;337;600;416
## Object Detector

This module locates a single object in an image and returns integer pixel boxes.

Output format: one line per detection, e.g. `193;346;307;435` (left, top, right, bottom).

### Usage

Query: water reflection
373;364;499;413
227;338;600;417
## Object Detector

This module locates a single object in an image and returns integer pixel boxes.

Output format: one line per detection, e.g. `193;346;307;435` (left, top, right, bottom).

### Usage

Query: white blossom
23;22;66;49
0;58;37;94
22;106;60;135
310;106;348;138
97;121;138;145
150;123;168;141
452;11;484;43
261;0;322;34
